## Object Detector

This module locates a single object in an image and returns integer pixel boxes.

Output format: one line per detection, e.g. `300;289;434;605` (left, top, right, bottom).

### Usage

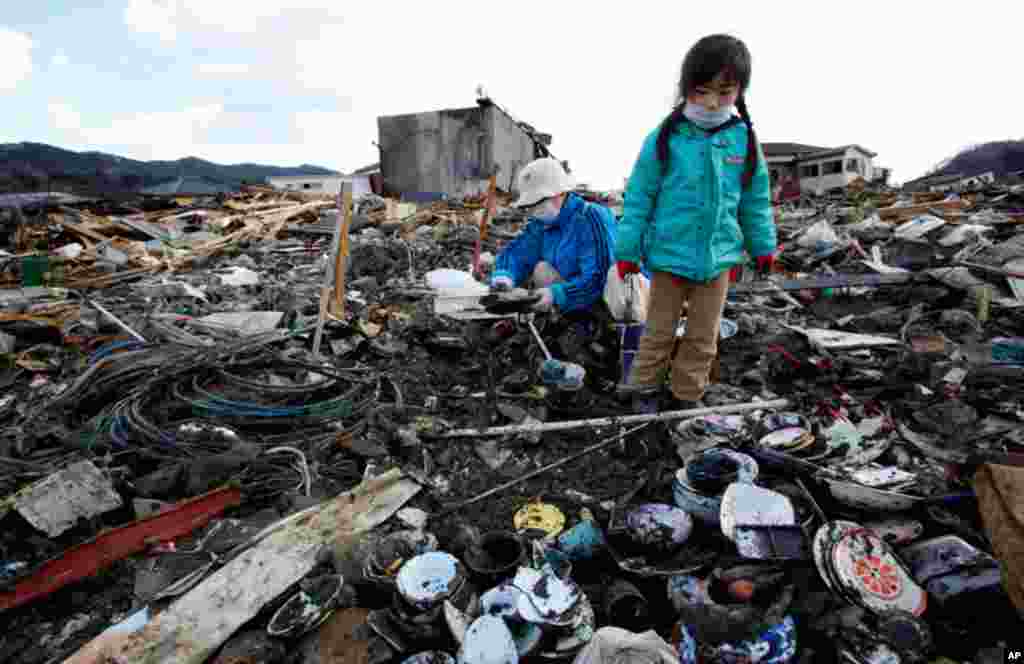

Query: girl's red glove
617;261;641;280
755;255;775;275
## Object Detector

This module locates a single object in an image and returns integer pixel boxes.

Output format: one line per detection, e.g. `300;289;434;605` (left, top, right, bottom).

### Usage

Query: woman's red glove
755;255;775;275
617;261;641;280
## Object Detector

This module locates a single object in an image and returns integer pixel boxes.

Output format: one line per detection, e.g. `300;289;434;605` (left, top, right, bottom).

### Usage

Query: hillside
929;140;1024;179
0;142;339;193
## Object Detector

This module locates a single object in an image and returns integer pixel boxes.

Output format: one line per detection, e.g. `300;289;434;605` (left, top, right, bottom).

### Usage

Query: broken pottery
402;652;456;664
720;483;806;560
666;573;795;645
535;590;595;659
396;552;466;612
625;503;694;555
463;531;525;587
477;585;543;657
674;614;797;664
674;449;759;525
814;522;927;616
602;578;650;633
458;615;518;664
513;502;566;539
365;530;440;592
512;566;581;627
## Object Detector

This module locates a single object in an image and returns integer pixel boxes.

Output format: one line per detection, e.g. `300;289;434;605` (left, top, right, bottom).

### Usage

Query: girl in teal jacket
616;34;777;412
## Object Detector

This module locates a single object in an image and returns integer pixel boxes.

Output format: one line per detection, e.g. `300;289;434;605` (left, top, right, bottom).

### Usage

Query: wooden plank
331;185;353;317
877;199;968;221
472;176;497;278
73;469;421;664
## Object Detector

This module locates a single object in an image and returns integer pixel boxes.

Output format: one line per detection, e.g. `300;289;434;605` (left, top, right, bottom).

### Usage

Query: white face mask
530;198;562;223
684;103;736;130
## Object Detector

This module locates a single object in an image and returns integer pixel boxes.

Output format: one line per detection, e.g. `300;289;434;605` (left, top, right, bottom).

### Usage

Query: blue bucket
615;322;646;385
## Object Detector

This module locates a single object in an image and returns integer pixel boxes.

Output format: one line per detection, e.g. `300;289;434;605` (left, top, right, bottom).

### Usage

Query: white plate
720;483;796;541
459;615;517;664
396;552;461;609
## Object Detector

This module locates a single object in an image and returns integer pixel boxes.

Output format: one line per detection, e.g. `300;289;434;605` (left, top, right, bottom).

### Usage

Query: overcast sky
2;1;1021;190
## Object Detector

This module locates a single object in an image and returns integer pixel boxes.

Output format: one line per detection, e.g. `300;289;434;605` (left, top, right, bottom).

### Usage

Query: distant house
141;176;236;197
265;174;347;195
903;171;996;193
377;96;553;199
763;143;887;196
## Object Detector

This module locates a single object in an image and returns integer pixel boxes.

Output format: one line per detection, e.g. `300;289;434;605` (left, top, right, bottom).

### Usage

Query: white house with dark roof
763;143;888;195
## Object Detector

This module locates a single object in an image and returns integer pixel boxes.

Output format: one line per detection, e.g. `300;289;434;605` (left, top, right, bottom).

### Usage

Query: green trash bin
22;255;49;287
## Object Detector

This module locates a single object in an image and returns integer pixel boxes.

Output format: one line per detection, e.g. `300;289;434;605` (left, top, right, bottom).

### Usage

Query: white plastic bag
425;269;487;294
604;267;649;322
796;220;839;249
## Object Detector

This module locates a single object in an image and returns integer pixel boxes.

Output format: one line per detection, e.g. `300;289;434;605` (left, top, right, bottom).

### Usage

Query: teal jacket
615;118;776;282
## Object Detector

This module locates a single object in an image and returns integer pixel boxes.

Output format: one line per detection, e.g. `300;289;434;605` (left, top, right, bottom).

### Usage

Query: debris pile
1;177;1024;663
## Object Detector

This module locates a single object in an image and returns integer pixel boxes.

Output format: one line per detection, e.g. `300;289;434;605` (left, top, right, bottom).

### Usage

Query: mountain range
0;142;340;191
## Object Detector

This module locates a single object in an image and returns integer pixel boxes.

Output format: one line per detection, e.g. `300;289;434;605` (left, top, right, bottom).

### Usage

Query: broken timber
437;399;789;438
70;469;420;664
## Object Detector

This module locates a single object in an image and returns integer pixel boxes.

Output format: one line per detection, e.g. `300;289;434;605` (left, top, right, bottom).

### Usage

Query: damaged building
377;95;556;200
764;142;890;197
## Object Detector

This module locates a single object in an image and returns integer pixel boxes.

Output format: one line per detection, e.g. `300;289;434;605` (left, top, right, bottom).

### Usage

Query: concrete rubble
1;176;1024;664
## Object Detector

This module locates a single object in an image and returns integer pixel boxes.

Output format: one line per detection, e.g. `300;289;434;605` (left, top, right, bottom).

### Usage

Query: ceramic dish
513;567;581;627
396;552;464;611
720;483;796;542
536;591;595;659
458;615;517;664
812;521;861;602
626;503;694;553
830;528;927;616
760;427;815;452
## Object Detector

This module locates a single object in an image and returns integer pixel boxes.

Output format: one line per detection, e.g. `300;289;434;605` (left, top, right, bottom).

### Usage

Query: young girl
616;34;776;413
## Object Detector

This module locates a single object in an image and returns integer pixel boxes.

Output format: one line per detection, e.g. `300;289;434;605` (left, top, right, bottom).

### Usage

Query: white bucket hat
512;157;575;208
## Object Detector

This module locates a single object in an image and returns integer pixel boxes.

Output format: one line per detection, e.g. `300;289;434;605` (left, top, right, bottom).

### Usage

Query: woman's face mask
529;197;562;222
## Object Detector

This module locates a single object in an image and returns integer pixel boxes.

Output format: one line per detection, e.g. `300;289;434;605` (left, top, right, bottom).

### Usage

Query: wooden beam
877;199;968;221
331;184;353;317
472;175;497;278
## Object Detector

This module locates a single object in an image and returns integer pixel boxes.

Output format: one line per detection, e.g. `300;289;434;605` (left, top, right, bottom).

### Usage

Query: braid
656;102;687;170
736;96;758;188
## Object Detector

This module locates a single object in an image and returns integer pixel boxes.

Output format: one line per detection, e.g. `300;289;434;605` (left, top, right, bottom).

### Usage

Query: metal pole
437;399;790;438
436;423;650;515
86;298;146;343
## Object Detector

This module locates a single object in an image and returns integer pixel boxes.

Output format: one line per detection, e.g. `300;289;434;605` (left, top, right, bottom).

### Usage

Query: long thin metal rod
85;298;147;342
525;318;552;360
436;423;650;515
438;399;789;438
